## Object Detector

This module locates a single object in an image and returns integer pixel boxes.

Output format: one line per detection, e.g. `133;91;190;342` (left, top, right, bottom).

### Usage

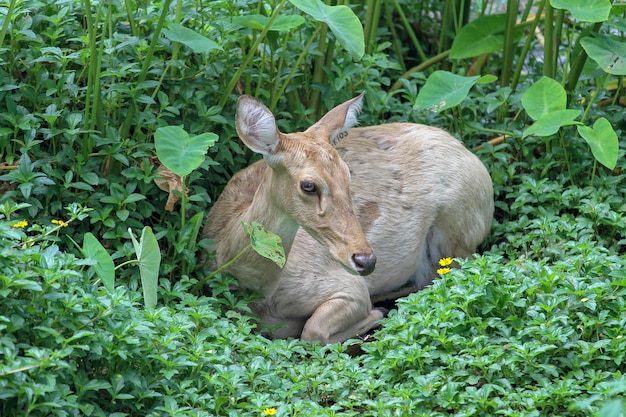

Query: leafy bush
1;0;625;415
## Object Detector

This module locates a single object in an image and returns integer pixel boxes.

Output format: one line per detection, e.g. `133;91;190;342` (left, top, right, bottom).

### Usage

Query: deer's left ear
236;95;282;156
306;93;364;146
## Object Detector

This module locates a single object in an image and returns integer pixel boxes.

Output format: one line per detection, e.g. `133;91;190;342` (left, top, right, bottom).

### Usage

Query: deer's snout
352;252;376;276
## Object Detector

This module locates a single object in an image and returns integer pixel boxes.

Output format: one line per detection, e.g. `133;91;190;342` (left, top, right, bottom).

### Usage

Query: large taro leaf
289;0;364;61
162;23;222;53
521;76;567;120
155;126;218;177
578;117;619;170
450;14;518;60
581;35;626;76
550;0;612;23
414;71;481;112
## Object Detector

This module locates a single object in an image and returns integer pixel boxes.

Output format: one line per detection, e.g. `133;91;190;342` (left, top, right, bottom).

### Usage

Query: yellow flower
437;267;451;275
439;257;453;267
263;408;277;415
51;219;68;227
11;220;28;229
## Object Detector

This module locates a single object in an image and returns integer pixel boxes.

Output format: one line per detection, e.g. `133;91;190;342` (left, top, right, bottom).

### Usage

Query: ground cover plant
1;0;625;415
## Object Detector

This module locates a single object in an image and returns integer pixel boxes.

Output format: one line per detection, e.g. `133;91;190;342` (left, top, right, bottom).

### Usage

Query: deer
203;93;494;345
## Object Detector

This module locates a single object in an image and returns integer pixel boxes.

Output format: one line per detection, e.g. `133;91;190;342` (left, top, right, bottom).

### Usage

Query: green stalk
390;0;427;63
218;0;288;108
390;50;450;92
270;25;321;111
501;0;519;87
123;0;137;36
0;0;17;48
191;244;252;294
82;0;96;157
385;3;406;72
543;0;554;79
566;22;603;93
363;0;382;55
120;0;174;141
511;0;545;91
308;23;328;114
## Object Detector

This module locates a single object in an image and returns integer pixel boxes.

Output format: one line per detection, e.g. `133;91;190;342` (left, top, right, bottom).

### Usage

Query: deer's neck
221;171;299;294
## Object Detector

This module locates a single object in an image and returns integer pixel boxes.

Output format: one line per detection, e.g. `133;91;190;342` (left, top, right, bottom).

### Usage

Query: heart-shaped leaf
550;0;612;23
289;0;364;61
243;221;285;268
450;14;510;60
232;14;305;32
83;233;115;292
415;71;481;112
521;76;567;120
162;23;222;53
155;126;218;177
581;35;626;75
577;117;619;170
129;227;161;310
523;109;581;138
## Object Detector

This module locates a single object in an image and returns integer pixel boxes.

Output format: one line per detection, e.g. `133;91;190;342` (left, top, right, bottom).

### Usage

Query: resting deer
204;93;494;345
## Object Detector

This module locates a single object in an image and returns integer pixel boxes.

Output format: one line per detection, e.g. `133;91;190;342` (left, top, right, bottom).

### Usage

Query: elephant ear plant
153;125;286;294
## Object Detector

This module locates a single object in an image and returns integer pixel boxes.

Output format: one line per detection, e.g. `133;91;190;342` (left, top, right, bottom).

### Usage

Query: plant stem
511;0;545;92
219;0;287;108
390;0;427;63
191;244;252;294
270;25;321;111
501;0;519;87
0;0;17;48
543;0;554;79
120;0;173;141
390;50;451;92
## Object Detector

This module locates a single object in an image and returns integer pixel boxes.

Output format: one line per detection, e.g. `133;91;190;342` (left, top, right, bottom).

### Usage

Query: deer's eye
300;180;317;194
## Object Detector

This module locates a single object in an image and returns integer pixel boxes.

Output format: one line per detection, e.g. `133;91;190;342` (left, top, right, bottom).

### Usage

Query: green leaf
83;233;115;292
476;74;498;84
580;35;626;75
450;15;508;60
521;76;567;120
155;126;218;177
242;221;285;268
577;117;619;170
523;109;581;138
162;23;222;53
129;227;161;309
550;0;612;23
289;0;364;61
232;14;305;32
414;71;481;112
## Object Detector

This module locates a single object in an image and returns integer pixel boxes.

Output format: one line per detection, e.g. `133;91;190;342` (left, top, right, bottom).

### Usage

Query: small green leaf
129;227;161;309
415;71;481;112
232;14;305;32
550;0;612;23
450;15;508;60
577;117;619;170
83;233;115;292
476;74;498;84
523;109;581;138
155;126;218;177
242;221;286;268
521;76;567;120
162;23;222;53
289;0;364;61
581;35;626;75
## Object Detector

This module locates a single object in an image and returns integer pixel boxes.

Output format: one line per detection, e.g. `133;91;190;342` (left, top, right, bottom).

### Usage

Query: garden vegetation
0;0;625;415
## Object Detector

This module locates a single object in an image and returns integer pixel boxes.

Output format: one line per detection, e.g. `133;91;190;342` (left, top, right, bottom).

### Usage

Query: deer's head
235;94;376;276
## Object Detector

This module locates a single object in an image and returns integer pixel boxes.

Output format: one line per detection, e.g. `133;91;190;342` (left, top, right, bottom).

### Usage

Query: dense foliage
1;0;625;415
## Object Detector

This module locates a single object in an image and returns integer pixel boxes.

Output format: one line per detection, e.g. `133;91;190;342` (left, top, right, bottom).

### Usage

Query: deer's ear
306;93;364;146
236;95;281;156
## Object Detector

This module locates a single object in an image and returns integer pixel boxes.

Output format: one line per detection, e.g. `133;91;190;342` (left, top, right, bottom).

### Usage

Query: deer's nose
352;252;376;276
